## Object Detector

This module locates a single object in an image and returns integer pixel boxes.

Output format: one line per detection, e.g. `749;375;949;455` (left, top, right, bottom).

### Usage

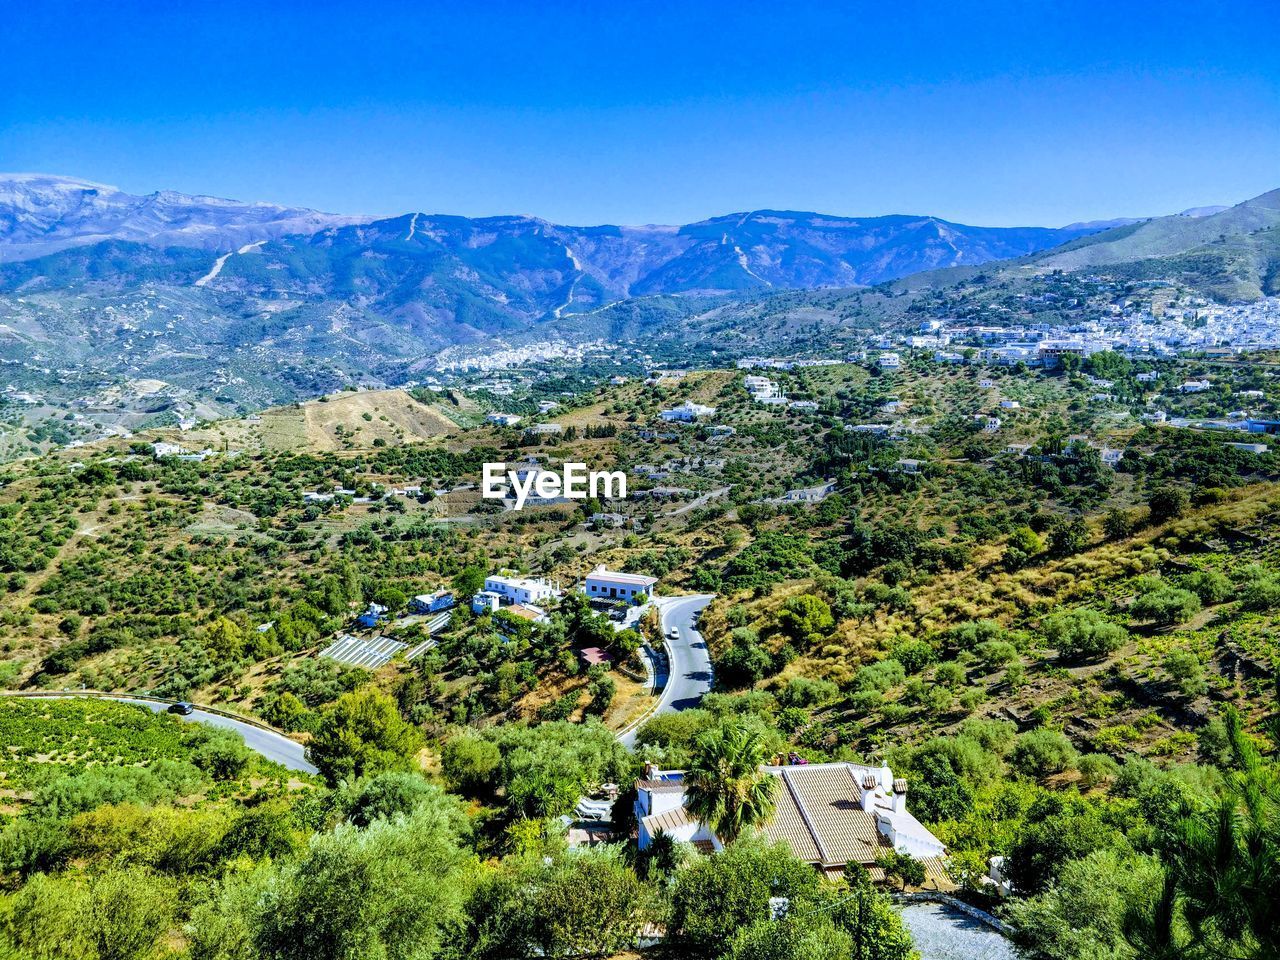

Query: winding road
4;693;317;775
617;594;715;749
11;598;719;768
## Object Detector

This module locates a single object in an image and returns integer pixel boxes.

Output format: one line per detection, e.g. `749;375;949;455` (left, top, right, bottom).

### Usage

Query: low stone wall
893;891;1011;935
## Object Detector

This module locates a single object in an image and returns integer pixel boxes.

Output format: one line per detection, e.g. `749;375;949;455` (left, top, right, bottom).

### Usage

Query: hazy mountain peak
0;173;366;262
1178;205;1230;218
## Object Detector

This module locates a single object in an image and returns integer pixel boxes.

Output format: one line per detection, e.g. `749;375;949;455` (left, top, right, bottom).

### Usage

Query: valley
2;177;1280;960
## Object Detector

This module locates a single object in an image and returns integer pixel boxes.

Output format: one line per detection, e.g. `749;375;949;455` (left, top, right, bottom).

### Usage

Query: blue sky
2;0;1277;226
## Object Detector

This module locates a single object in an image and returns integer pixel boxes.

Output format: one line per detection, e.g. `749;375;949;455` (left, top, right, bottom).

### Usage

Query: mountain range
1;174;1276;420
0;174;1121;300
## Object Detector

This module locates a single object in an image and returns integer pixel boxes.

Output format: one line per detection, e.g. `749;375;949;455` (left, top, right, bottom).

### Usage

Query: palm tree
684;717;778;845
1124;707;1280;960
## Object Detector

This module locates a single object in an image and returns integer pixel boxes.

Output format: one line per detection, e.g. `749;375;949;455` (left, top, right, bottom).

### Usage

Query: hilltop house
151;441;186;459
483;574;558;606
877;352;902;370
472;592;502;615
584;565;658;602
661;401;717;422
356;603;388;629
486;413;523;427
410;591;454;614
635;762;946;881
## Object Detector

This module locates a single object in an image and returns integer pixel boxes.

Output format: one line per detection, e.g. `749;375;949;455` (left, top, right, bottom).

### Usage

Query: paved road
11;694;318;775
617;594;715;749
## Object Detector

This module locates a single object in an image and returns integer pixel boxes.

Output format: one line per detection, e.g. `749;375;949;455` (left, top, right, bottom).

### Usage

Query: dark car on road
168;701;195;716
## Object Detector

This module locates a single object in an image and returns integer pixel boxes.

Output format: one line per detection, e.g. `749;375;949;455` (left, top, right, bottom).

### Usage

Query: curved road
8;693;317;775
618;594;715;749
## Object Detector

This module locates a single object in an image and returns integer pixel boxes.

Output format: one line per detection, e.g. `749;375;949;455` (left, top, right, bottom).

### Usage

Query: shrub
935;661;965;688
1041;609;1127;660
976;640;1019;669
854;659;906;693
1077;753;1120;788
1180;570;1233;604
889;639;936;675
1162;649;1207;697
1130;586;1201;626
1239;565;1280;611
1011;729;1078;778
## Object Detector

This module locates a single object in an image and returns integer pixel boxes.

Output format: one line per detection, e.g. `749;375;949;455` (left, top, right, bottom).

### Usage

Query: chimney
860;773;877;811
643;761;659;781
892;778;908;813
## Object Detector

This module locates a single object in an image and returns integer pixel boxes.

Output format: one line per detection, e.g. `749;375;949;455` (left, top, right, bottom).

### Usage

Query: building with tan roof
634;761;945;879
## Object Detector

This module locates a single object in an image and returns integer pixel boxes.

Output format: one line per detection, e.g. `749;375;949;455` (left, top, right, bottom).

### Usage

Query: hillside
2;355;1280;960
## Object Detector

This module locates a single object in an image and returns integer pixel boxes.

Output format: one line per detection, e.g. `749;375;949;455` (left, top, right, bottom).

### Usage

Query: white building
151;441;186;459
584;565;658;602
744;375;779;397
1179;380;1213;393
486;413;523;427
660;401;717;422
878;352;902;370
483;574;558;606
472;592;502;615
635;762;945;876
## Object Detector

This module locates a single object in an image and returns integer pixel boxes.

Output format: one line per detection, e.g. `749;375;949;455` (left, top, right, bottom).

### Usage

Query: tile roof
636;778;685;793
761;764;891;867
587;566;659;587
642;805;693;835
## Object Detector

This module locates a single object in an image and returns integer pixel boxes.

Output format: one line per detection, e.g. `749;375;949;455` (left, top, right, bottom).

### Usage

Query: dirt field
166;389;460;453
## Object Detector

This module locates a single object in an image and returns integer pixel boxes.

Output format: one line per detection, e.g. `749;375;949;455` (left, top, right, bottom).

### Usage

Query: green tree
6;867;175;960
1148;486;1190;523
453;566;486;599
337;771;463;829
1007;849;1161;960
1042;608;1127;660
669;840;822;958
1131;586;1201;626
1011;729;1079;778
250;805;469;960
308;687;423;786
1046;516;1088;558
1104;507;1138;541
777;595;834;648
728;917;851;960
1003;526;1043;570
532;849;650;958
685;718;779;845
440;730;502;798
876;849;926;891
